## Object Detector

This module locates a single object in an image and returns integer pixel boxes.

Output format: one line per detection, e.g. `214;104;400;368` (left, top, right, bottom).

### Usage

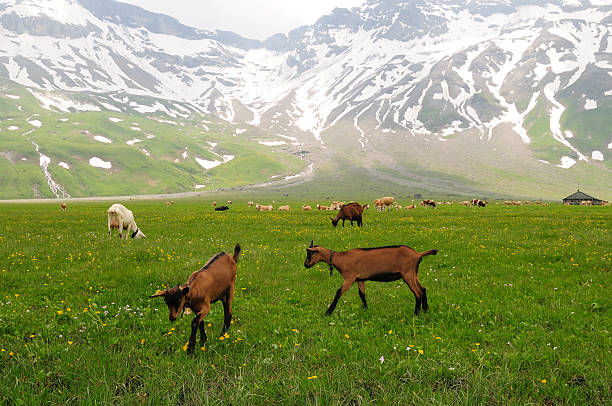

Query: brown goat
150;244;241;354
304;240;437;315
331;202;365;227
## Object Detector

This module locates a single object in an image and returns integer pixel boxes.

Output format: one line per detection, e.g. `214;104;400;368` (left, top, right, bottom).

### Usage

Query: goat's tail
233;243;241;263
420;249;438;257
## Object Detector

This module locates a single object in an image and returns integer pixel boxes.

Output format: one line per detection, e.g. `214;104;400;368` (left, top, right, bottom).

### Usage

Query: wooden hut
562;190;603;205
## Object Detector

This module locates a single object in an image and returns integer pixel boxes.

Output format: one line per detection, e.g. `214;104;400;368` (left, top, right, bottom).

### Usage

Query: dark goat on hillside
330;202;366;227
150;244;241;354
304;240;437;315
215;205;230;211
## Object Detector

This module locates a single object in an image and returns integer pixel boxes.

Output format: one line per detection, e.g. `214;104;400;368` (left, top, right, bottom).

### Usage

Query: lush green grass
0;201;610;404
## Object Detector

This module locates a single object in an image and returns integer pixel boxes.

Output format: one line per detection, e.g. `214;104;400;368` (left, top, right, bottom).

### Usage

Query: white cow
107;203;146;239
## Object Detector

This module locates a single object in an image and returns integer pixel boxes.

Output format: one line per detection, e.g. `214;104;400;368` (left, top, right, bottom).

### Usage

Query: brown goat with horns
304;241;437;316
150;244;241;354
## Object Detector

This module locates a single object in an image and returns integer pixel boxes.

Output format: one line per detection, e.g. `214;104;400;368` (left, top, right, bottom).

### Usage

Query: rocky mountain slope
0;0;610;199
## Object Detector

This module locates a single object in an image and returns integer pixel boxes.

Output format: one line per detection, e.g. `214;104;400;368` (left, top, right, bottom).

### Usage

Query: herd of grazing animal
103;194;572;354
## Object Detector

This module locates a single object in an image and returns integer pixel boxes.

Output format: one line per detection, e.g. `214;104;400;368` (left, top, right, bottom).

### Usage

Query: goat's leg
198;321;207;347
325;280;353;316
107;216;112;237
357;281;367;309
221;287;234;335
417;279;428;312
188;304;209;354
118;220;123;239
402;273;423;315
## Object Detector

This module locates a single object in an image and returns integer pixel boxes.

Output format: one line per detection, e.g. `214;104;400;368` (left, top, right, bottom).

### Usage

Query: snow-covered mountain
0;0;610;197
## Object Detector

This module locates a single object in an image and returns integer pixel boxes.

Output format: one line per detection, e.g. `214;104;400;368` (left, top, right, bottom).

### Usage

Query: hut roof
563;190;595;200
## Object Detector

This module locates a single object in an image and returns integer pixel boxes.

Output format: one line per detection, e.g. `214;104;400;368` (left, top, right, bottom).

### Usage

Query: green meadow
0;201;610;405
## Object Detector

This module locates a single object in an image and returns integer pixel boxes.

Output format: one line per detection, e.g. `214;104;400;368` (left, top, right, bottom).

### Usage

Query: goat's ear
309;240;313;248
181;286;190;296
150;289;166;298
306;247;316;253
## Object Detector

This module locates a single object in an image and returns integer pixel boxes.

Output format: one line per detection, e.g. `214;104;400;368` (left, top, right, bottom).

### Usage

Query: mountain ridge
0;0;610;199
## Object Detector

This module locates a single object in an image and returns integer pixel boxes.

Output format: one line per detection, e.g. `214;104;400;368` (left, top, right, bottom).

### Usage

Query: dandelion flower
56;310;63;315
307;375;318;380
541;379;547;383
388;330;393;334
201;346;206;351
68;341;73;345
418;349;424;355
9;352;14;356
345;334;349;339
183;342;189;352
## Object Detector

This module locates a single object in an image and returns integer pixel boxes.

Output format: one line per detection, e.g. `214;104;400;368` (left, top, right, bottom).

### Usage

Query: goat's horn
309;240;313;248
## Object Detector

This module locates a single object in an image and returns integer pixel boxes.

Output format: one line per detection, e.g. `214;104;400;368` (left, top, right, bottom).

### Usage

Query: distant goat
302;204;312;211
151;244;241;354
317;204;330;210
256;204;274;211
331;202;366;227
215;206;229;211
278;205;290;211
107;203;146;239
61;203;66;211
304;241;437;315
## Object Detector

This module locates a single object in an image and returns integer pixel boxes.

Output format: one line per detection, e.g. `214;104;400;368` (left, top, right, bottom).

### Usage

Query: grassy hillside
0;201;610;404
0;80;305;199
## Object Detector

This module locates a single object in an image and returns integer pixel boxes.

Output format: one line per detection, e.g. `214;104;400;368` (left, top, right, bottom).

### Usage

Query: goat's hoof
324;311;333;316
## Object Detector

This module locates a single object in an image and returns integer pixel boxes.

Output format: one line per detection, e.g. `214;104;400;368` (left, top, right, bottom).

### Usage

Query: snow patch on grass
591;151;603;161
195;155;234;170
557;156;576;169
94;135;112;143
58;162;69;169
259;141;286;146
584;99;597;110
89;157;112;169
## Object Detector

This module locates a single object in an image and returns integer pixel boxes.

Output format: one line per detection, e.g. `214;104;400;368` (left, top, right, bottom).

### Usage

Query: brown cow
421;200;436;208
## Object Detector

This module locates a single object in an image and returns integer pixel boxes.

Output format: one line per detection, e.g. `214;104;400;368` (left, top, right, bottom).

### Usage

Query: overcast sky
119;0;365;40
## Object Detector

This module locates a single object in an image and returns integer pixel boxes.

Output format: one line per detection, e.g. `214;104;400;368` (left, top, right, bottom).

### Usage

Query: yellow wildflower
307;376;318;380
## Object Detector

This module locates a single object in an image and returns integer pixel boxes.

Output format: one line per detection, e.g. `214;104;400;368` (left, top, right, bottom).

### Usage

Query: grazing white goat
107;203;146;239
